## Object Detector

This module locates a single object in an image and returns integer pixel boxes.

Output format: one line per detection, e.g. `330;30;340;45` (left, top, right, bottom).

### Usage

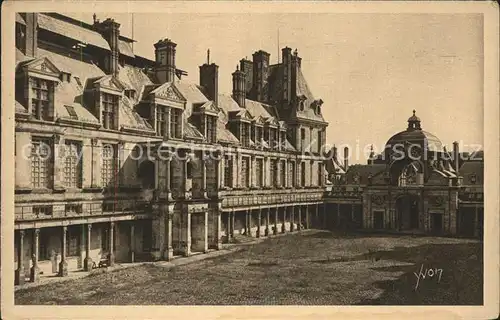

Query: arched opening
138;160;155;190
396;194;420;231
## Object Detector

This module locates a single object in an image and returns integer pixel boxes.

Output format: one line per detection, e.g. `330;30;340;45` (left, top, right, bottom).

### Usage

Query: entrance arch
395;194;420;230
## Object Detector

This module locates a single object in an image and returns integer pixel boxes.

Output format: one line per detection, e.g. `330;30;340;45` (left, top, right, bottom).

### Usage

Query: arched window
399;162;420;186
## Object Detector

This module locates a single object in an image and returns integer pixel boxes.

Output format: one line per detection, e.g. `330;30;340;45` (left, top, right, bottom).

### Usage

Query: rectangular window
255;158;263;187
206;115;216;143
310;161;314;186
317;130;323;153
170;108;182;139
280;160;286;187
301;162;306;187
101;144;118;188
33;205;52;217
64;141;82;188
65;105;78;120
65;203;82;215
224;155;233;187
269;129;275;149
290;162;296;187
30;77;51;121
240;157;249;188
241;123;250;147
270;159;277;187
318;163;324;186
256;127;262;143
31;138;52;189
102;92;118;130
156;106;167;137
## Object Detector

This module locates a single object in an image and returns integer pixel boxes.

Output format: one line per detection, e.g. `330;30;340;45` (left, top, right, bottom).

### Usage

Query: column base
273;227;278;236
281;224;286;233
84;257;94;271
30;265;40;282
129;251;135;263
265;228;270;236
15;268;25;285
58;260;68;277
109;253;115;267
216;241;222;250
163;248;174;261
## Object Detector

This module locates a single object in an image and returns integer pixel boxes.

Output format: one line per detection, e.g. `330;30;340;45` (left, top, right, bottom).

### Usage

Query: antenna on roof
93;13;97;23
207;49;210;64
131;13;134;52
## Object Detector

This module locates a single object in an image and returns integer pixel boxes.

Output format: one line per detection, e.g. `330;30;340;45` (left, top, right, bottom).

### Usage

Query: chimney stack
232;65;246;108
23;13;38;57
281;47;292;103
239;58;253;95
453;141;460;174
252;50;270;102
344;146;349;171
199;49;219;105
154;38;177;83
96;18;120;76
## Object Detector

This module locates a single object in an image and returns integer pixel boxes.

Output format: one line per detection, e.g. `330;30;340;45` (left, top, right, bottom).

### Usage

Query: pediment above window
19;56;61;82
92;75;126;94
253;115;266;126
264;117;279;128
228;109;253;122
193;101;219;116
150;83;186;103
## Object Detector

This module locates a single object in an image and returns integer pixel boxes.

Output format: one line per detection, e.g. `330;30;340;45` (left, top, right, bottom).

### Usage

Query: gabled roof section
295;69;325;123
184;120;204;140
217;119;239;145
150;82;186;102
345;164;386;184
36;48;105;81
265;116;279;127
18;56;62;76
92;74;127;92
194;101;219;115
253;115;267;126
228;108;253;121
118;40;135;58
175;81;209;104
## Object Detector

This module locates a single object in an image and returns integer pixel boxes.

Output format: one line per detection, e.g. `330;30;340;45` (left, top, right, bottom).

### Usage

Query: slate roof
459;161;484;185
386;129;443;152
345;164;386;184
118;40;135;58
38;14;110;50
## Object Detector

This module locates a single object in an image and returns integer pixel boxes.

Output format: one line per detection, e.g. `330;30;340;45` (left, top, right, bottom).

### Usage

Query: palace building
14;13;329;285
324;111;484;239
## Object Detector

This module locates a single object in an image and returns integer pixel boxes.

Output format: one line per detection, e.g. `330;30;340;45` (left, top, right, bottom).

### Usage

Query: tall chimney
281;47;292;103
332;145;338;160
252;50;270;102
23;13;38;57
453;141;460;174
199;50;219;105
239;58;253;95
98;18;120;76
154;38;177;83
232;65;246;108
344;146;349;171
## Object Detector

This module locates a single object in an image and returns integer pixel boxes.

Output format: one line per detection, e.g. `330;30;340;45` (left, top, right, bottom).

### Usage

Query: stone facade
14;13;328;285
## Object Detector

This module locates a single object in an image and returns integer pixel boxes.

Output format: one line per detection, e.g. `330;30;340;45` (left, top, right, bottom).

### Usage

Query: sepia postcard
1;1;499;319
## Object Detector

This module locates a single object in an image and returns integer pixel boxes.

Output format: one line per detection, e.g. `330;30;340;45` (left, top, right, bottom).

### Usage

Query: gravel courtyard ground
15;230;483;305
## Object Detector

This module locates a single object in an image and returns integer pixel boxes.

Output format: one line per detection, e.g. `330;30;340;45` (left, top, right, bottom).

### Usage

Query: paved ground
15;230;483;305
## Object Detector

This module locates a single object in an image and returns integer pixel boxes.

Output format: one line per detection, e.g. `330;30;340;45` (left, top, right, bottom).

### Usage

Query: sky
68;12;484;163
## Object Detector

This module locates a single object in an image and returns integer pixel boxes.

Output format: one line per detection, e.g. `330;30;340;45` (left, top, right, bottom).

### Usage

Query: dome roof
385;110;443;152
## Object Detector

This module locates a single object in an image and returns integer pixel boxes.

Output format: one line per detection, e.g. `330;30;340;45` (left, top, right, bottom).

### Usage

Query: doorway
430;213;443;234
374;211;384;229
396;195;420;230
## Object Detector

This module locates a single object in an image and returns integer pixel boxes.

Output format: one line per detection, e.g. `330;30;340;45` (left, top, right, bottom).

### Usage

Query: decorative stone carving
157;86;183;101
371;195;384;205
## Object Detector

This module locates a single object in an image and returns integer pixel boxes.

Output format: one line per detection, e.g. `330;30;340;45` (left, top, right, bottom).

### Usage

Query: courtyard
15;230;483;305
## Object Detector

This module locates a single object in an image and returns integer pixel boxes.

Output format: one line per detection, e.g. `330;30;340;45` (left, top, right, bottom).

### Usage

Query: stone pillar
15;230;25;285
109;222;115;266
226;211;232;243
84;224;93;271
297;206;302;231
203;211;209;253
274;207;278;235
184;212;192;257
231;210;235;238
245;210;252;236
281;207;286;233
257;208;262;238
130;223;136;263
290;206;295;232
215;210;222;250
52;134;65;190
30;228;40;282
265;207;270;236
58;226;68;277
164;214;174;261
166;158;173;200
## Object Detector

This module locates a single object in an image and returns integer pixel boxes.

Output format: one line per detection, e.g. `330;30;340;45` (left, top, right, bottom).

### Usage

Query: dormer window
125;89;136;100
30;77;54;121
170;108;183;139
241;122;250;147
205;115;217;143
156;105;167;137
101;92;119;130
